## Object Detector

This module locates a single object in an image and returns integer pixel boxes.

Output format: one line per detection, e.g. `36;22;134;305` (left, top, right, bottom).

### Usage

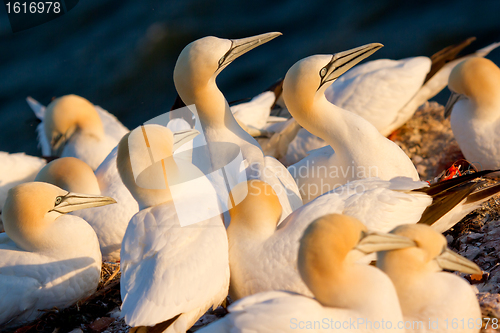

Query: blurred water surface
1;0;499;154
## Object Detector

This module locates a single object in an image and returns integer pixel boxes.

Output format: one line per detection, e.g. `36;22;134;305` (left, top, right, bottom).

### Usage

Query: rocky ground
6;102;500;332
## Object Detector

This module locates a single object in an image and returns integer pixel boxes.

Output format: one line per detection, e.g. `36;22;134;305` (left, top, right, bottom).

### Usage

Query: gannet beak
217;32;282;70
172;129;200;151
50;192;117;214
50;132;68;156
320;43;383;89
355;231;416;254
435;248;482;274
444;91;466;118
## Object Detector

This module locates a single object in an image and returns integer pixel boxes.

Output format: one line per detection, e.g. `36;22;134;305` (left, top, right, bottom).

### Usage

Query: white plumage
173;33;302;223
117;125;229;332
35;153;139;262
377;224;482;333
27;95;128;170
199;214;410;333
284;46;419;203
0;152;46;210
445;57;500;169
0;182;115;328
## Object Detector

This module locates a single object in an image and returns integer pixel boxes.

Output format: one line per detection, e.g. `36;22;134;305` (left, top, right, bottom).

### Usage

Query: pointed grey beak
356;231;416;254
50;192;117;214
435;248;482;275
218;32;282;70
50;133;68;156
444;91;466;118
172;129;200;151
319;43;383;89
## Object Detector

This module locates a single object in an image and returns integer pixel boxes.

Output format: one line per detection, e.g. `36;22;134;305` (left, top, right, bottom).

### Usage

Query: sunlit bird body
378;224;482;333
199;214;412;333
35;156;138;262
173;32;302;223
117;125;229;333
284;45;419;203
0;182;115;328
445;57;500;169
27;95;128;170
227;172;500;301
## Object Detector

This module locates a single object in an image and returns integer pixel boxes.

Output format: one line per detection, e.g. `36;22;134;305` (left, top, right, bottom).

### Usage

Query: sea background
1;0;499;155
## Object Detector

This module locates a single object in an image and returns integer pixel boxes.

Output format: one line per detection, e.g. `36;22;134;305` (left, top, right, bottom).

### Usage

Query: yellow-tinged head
35;157;100;195
174;33;281;105
227;180;282;237
299;214;415;307
283;43;383;121
44;95;104;155
116;124;199;209
377;224;481;279
3;182;115;252
448;57;500;110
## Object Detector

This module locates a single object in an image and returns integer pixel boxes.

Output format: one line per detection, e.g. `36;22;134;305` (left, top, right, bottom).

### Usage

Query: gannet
117;125;229;332
173;33;303;223
0;152;46;211
280;39;500;165
377;224;482;333
445;57;500;169
284;44;420;203
34;156;138;262
199;213;412;333
0;182;115;328
27;95;128;170
227;173;500;300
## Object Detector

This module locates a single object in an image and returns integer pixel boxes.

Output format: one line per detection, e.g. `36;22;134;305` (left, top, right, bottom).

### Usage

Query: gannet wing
94;106;129;140
326;57;431;133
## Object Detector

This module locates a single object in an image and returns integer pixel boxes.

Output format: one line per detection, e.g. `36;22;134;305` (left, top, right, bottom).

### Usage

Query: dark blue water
1;0;500;155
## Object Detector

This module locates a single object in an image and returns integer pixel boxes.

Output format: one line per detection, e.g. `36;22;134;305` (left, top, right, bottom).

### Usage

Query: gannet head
174;32;282;104
35;157;101;195
377;224;481;278
44;95;104;156
2;182;116;252
445;57;500;117
298;214;414;307
227;180;282;238
283;43;383;119
116;124;200;209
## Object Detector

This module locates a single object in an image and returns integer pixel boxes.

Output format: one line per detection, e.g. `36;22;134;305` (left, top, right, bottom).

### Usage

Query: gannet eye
55;196;63;205
319;67;327;78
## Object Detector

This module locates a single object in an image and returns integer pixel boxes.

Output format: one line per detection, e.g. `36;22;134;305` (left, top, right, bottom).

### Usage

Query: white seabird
35;156;138;262
284;44;419;203
281;39;500;165
27;94;128;170
0;182;115;328
117;125;229;333
173;32;303;223
226;173;500;300
377;224;482;333
445;57;500;169
198;213;412;333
